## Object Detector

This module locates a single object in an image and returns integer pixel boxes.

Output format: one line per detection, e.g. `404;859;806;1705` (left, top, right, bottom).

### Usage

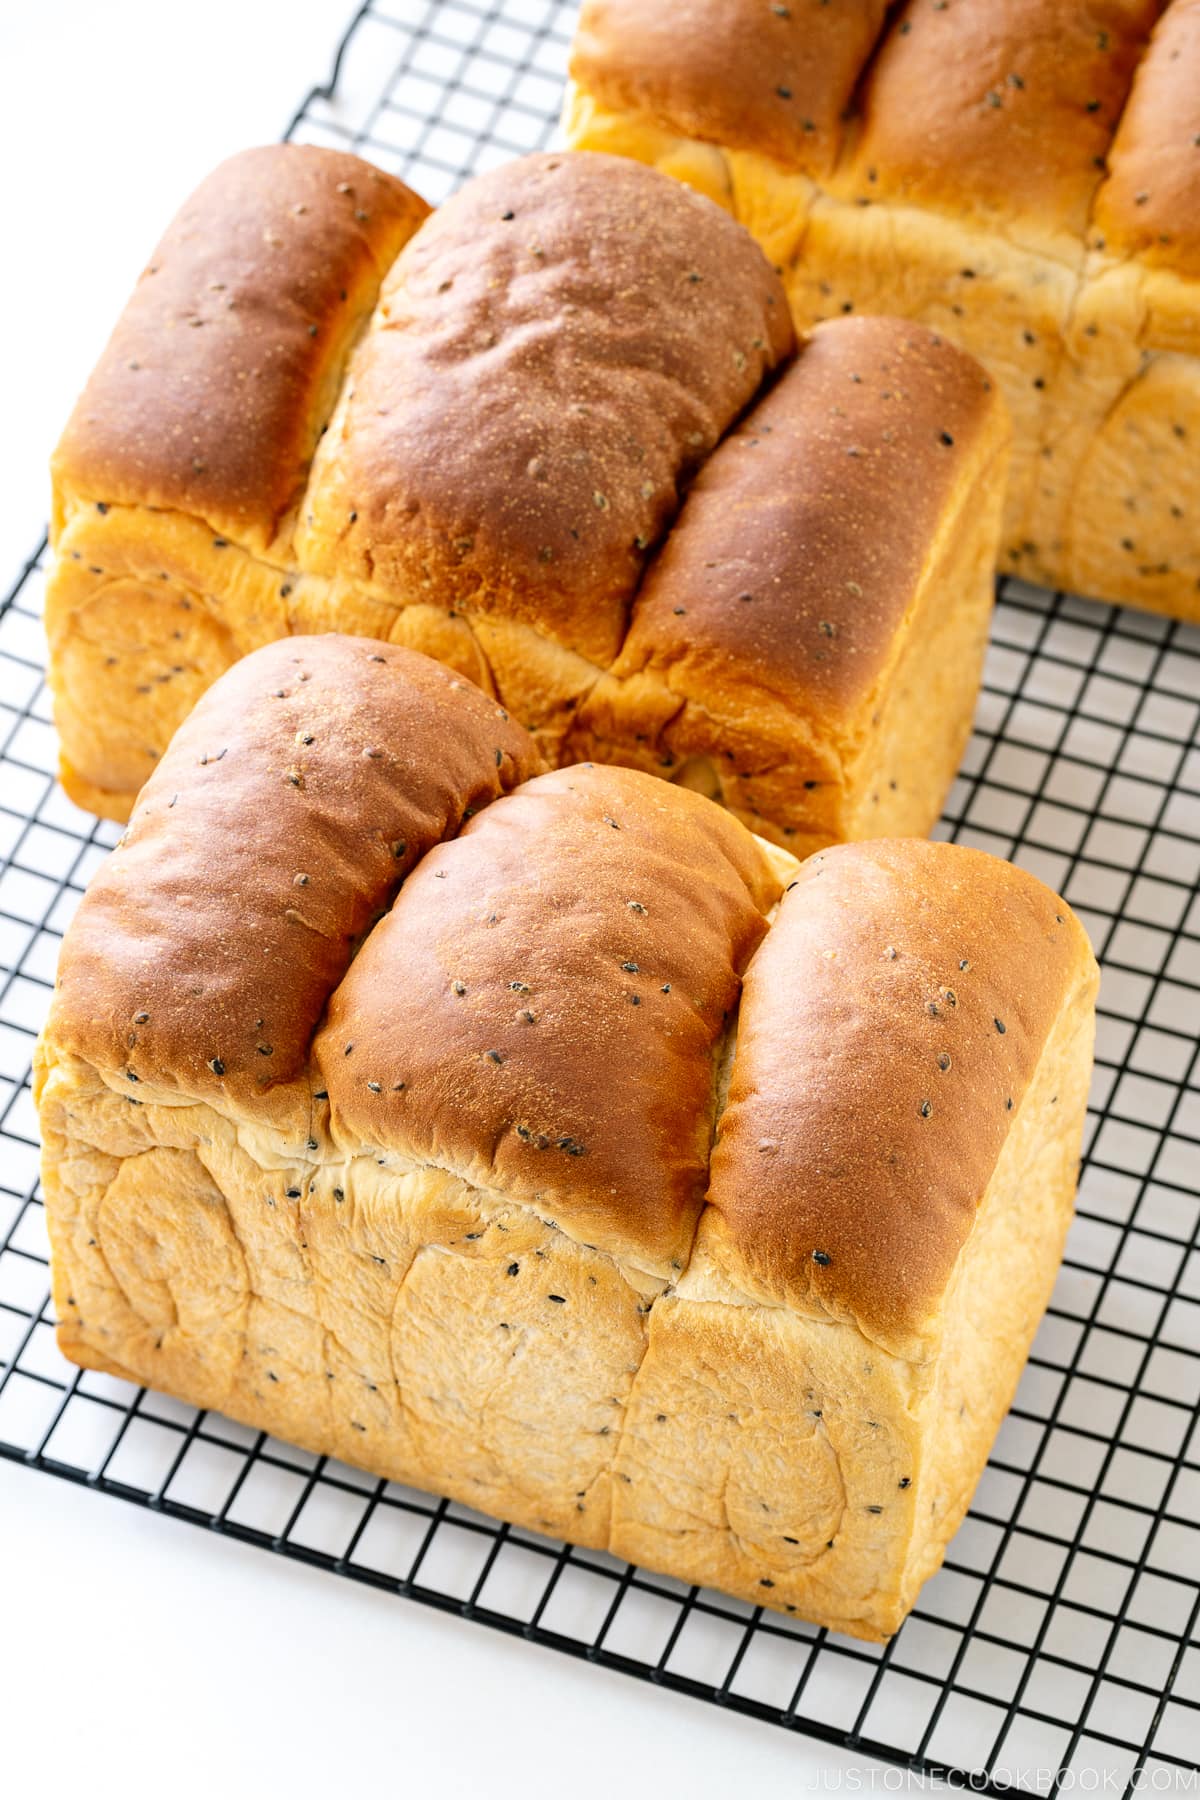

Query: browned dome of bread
847;0;1160;237
298;151;794;667
319;763;783;1279
594;317;1001;722
571;0;891;176
50;636;542;1114
1093;0;1200;273
704;838;1093;1358
53;145;430;552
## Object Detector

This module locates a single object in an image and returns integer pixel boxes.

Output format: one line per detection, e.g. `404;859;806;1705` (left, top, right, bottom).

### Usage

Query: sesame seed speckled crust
36;641;1098;1638
52;145;429;553
842;0;1161;241
704;838;1098;1359
318;762;784;1280
571;0;892;178
49;636;542;1121
1092;0;1200;275
297;151;794;668
566;1;1200;628
590;317;1006;725
45;144;1010;833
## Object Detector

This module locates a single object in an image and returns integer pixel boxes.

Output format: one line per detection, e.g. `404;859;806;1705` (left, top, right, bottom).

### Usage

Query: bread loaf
567;0;1200;623
36;635;1098;1640
47;144;1009;849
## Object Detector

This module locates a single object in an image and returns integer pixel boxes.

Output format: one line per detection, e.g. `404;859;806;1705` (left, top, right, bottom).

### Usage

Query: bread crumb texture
37;638;1098;1639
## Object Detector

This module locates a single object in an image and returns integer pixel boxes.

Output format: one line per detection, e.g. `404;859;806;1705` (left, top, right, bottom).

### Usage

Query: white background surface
0;6;885;1792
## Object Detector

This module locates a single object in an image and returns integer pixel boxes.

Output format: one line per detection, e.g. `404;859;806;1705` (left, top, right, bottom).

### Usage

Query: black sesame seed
940;430;954;446
919;1099;933;1119
994;1017;1007;1034
760;1578;775;1588
812;1249;831;1267
367;1081;381;1094
209;1057;225;1076
286;1188;301;1200
548;1294;566;1304
133;1011;149;1024
621;961;639;973
899;1477;911;1489
867;1505;883;1515
507;1263;520;1277
486;1049;504;1064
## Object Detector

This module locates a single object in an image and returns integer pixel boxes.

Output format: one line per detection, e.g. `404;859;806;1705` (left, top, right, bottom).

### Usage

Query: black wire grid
2;2;1199;1787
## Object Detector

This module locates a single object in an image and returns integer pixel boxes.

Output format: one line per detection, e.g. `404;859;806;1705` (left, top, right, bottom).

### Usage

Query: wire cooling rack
2;2;1199;1788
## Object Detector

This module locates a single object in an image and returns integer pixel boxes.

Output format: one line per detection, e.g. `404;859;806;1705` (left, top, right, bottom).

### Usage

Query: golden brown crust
842;0;1161;239
39;652;1098;1635
704;839;1097;1357
52;146;429;552
591;317;1004;727
49;636;541;1114
570;0;890;177
319;764;783;1277
297;151;793;666
1092;0;1200;275
46;144;1016;823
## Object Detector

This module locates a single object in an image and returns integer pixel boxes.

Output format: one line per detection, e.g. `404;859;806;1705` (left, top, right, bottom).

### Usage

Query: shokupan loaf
567;0;1200;623
35;635;1099;1640
47;143;1010;853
